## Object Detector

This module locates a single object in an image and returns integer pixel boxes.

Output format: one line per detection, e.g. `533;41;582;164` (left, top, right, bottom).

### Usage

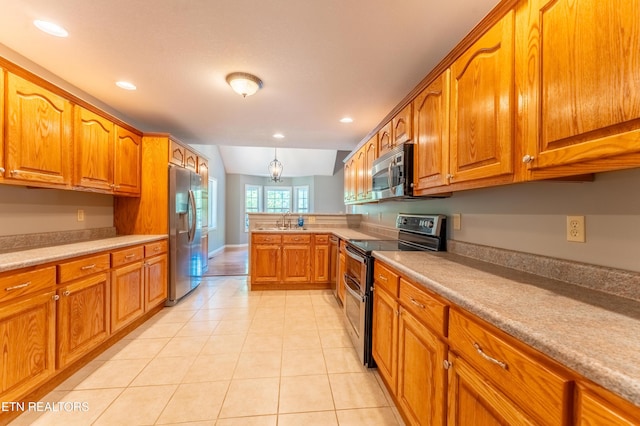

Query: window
294;185;309;213
265;187;292;213
245;184;262;231
208;178;217;229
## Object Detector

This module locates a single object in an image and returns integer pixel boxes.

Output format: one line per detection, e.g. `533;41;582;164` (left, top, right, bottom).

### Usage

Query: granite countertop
0;235;168;273
373;250;640;407
250;227;390;241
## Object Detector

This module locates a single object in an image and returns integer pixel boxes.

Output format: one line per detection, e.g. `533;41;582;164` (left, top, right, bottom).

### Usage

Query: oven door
343;245;368;364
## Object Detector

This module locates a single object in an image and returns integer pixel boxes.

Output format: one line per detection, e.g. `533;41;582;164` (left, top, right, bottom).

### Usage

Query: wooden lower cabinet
447;353;536;425
56;272;110;368
337;249;346;304
251;243;282;284
313;235;330;283
0;291;56;402
576;384;640;426
144;253;168;311
372;285;398;392
282;244;311;282
397;307;447;426
110;261;145;333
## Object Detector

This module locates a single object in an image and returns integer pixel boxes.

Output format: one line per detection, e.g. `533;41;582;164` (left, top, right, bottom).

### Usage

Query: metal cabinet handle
409;298;425;309
473;342;508;370
446;174;454;180
125;254;136;259
80;264;96;270
63;290;71;297
377;274;388;282
5;281;31;291
10;170;19;176
0;167;5;174
154;247;161;252
522;154;535;164
52;295;60;301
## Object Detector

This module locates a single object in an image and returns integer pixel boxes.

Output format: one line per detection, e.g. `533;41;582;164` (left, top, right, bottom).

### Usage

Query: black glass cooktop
348;239;427;254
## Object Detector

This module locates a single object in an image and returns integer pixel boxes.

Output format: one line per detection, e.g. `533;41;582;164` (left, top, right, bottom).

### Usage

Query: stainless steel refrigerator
167;166;203;305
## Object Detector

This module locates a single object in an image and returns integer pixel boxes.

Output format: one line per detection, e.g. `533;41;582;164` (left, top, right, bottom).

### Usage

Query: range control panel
396;214;446;237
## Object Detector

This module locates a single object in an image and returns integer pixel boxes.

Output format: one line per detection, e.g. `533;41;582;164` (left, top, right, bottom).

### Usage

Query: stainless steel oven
342;244;370;365
343;213;446;367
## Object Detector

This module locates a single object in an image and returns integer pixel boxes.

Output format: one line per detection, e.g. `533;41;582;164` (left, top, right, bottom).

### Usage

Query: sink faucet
281;211;291;229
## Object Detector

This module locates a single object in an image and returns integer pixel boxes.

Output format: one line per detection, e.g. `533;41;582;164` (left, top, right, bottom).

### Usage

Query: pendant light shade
268;148;283;182
226;72;263;97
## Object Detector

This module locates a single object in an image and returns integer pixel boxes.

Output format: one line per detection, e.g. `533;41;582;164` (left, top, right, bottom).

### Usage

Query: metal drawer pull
63;290;71;296
81;264;96;270
377;274;388;282
125;254;136;259
409;298;425;309
154;247;161;251
473;342;508;370
5;281;31;291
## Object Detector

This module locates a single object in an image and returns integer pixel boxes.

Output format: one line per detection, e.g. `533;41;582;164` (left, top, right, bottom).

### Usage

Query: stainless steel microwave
371;143;413;201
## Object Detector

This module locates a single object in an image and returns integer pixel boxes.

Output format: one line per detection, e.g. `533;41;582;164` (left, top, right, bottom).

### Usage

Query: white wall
0;186;113;236
352;167;640;272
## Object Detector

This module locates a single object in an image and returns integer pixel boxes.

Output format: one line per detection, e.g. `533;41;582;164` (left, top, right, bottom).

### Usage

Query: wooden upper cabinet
522;0;640;177
5;72;72;186
74;107;115;191
184;147;198;172
413;70;450;193
114;126;141;195
0;67;4;180
355;148;366;200
197;157;209;183
378;122;393;157
449;10;515;185
169;139;185;166
393;103;413;145
363;135;377;200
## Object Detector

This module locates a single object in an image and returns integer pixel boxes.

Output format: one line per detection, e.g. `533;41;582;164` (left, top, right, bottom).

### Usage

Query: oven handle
345;245;367;264
343;273;365;302
387;158;394;192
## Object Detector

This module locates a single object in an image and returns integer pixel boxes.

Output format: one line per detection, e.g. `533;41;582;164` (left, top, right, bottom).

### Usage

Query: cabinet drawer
145;240;168;257
373;262;399;297
253;234;282;244
399;278;447;337
449;309;571;425
57;254;110;283
111;246;144;267
314;234;329;244
283;234;310;244
0;266;56;304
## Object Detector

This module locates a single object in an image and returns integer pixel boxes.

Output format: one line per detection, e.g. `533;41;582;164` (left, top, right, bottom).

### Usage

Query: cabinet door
393;103;413;145
74;107;114;191
378;122;393;157
184;148;198;172
57;273;110;368
522;0;640;176
114;126;141;195
372;286;398;393
111;261;145;333
355;149;366;200
449;10;514;184
363;136;377;199
0;67;4;180
397;308;447;426
0;291;56;402
169;139;185;166
6;73;72;186
343;161;351;203
145;253;168;311
251;244;282;284
313;243;330;283
447;353;536;426
413;70;450;193
282;245;311;282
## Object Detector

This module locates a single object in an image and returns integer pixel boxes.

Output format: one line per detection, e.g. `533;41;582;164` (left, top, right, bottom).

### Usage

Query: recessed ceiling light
340;117;353;123
273;133;285;139
116;81;137;91
33;20;68;38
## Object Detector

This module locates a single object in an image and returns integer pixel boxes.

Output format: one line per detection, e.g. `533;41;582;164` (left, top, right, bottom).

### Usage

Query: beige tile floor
12;276;404;425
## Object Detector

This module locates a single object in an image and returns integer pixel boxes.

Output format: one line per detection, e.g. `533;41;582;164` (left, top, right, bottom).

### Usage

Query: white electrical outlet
566;215;585;242
452;214;461;230
77;209;85;222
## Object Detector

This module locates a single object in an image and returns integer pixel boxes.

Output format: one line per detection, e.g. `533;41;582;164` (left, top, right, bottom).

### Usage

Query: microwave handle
387;158;394;192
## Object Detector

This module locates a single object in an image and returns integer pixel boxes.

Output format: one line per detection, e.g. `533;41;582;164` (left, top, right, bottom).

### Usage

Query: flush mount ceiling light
116;81;137;91
273;133;285;139
340;117;353;123
226;72;263;97
33;20;68;37
268;147;283;182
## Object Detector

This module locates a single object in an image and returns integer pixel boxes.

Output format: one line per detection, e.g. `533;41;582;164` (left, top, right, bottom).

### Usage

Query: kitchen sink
255;227;306;231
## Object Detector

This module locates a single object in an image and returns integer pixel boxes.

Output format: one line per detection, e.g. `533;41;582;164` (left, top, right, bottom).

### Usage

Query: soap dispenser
297;215;304;228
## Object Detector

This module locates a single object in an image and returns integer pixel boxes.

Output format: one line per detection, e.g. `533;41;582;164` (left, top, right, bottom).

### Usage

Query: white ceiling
0;0;499;176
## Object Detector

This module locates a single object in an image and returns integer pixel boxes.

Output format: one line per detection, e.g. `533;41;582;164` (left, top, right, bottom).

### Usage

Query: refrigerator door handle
188;189;197;243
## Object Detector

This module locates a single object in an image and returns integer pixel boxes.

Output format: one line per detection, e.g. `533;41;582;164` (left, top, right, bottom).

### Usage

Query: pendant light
268;148;283;182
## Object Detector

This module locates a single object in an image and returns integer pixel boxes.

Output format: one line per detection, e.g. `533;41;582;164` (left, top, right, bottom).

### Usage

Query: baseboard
208;243;248;259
